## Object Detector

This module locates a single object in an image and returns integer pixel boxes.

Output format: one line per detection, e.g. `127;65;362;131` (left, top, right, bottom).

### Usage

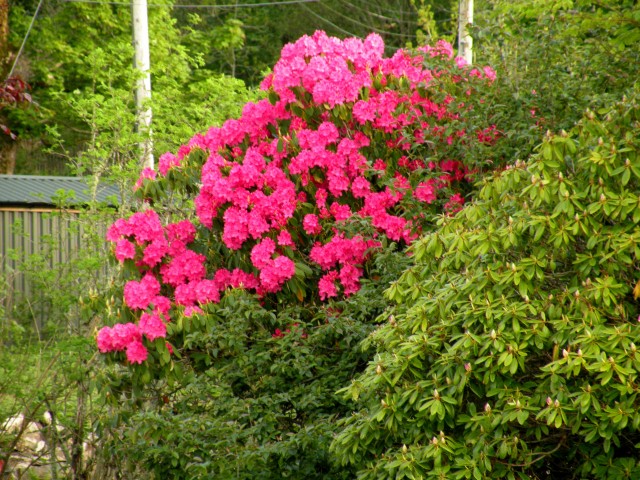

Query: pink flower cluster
101;31;500;363
310;234;379;299
96;315;167;364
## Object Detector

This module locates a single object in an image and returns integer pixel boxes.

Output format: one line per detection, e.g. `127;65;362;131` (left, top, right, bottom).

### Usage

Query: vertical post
458;0;473;65
132;0;154;170
0;0;10;75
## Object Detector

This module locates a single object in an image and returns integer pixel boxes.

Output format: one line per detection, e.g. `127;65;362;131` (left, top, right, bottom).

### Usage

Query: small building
0;175;121;333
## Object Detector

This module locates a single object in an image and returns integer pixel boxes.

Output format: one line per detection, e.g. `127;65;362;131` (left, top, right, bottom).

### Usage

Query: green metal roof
0;174;121;206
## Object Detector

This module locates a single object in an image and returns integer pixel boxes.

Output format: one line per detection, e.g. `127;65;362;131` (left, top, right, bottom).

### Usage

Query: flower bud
554;399;560;408
485;403;491;413
562;349;568;358
402;444;408;454
376;364;383;375
546;396;552;406
490;329;497;340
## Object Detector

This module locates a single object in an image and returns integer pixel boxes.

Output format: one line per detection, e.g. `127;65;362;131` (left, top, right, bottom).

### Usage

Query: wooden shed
0;175;120;331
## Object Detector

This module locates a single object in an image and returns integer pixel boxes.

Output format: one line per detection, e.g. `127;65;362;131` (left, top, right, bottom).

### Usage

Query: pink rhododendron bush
98;31;500;367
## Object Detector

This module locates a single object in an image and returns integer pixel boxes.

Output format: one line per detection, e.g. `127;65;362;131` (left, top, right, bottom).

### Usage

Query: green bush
332;89;640;479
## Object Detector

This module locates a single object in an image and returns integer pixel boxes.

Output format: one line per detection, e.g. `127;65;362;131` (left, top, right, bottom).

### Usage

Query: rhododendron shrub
98;31;501;367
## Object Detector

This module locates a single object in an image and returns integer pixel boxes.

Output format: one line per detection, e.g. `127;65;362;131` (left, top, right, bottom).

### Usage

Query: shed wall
0;207;111;330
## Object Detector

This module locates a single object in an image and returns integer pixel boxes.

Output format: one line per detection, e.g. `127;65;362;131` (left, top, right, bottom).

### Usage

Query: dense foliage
332;89;640;479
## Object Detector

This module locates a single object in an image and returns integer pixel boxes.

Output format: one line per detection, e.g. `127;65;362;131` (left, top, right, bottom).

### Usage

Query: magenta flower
126;340;148;365
303;214;322;235
139;312;167;342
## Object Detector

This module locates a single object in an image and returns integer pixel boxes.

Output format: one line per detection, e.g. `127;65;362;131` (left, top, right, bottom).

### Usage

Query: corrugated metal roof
0;174;121;206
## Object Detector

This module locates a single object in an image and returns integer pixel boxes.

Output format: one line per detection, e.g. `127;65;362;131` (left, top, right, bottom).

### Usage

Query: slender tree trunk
0;138;17;174
1;0;20;175
458;0;473;65
0;0;10;76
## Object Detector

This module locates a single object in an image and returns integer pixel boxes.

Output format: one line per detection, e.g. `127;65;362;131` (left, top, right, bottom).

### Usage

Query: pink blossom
135;167;156;190
152;296;172;314
318;271;339;300
193;279;221;304
303;214;322;235
139;312;167;341
115;239;136;262
483;66;497;82
174;283;196;306
160;250;206;286
184;306;203;317
112;323;142;350
166;220;196;246
142;238;169;267
330;202;352;222
158;152;181;176
97;326;114;353
126;340;148;364
251;237;276;269
124;274;161;310
277;230;295;247
315;188;328;210
229;268;259;290
96;322;142;354
339;264;363;296
259;255;295;292
454;56;468;68
415;182;437;204
444;193;465;213
351;177;371;198
222;207;250;250
373;159;386;171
